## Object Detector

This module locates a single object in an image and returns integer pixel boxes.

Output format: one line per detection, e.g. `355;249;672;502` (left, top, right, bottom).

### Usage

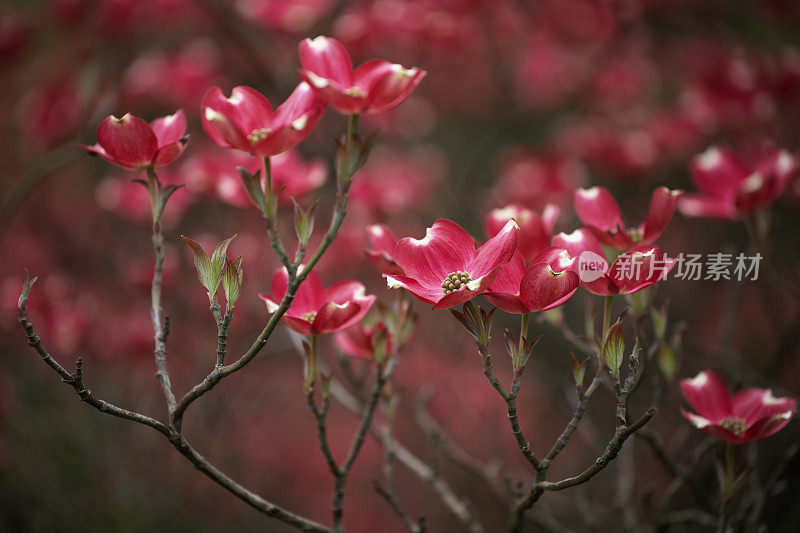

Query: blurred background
1;0;800;531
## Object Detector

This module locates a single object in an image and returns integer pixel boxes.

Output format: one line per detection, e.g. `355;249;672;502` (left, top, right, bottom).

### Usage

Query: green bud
236;167;268;217
292;198;318;248
602;319;625;380
181;235;236;301
571;353;588;389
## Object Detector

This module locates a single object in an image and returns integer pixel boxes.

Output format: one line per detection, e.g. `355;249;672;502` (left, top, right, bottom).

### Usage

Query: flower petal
357;61;426;114
574;186;626;245
690;146;748;198
96;113;158;169
678;194;738;219
384;274;441;305
552;228;605;259
150;109;187;146
608;245;671;295
468;219;519;279
679;370;732;423
519;263;579;312
152;136;189;167
641;187;683;245
395;219;476;288
313;300;364;334
732;388;797;426
299;35;353;86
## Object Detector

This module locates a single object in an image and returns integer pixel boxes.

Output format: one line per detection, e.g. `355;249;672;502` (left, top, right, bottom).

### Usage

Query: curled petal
150;109;187;146
313;300;365;334
641;187;683;245
608;246;670;295
519;263;579;312
299;35;353;86
96;114;158;169
574;186;626;245
359;61;426;115
152;136;189;167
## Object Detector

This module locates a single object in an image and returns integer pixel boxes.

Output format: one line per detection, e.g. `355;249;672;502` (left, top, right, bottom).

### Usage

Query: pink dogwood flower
259;267;375;335
201;83;325;157
299;35;426;115
574;186;683;250
484;249;579;314
81;110;188;169
485;204;560;263
680;370;796;444
365;224;403;275
385;219;518;309
679;146;799;219
551;229;671;295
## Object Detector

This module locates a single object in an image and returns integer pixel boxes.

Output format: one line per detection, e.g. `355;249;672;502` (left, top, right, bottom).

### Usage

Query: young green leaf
222;255;243;308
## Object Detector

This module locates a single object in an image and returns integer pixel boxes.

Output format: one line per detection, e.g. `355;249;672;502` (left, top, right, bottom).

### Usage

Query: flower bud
602;319;625;380
292;198;318;248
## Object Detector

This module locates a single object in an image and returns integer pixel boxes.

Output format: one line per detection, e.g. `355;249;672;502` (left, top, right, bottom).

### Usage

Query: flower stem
602;295;614;342
518;312;530;365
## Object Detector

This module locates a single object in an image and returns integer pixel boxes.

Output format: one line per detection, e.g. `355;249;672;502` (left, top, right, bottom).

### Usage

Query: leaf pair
181;235;243;307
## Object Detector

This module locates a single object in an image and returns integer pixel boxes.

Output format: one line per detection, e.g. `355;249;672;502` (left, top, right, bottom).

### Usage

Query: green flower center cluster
719;416;748;436
441;271;471;295
301;311;318;323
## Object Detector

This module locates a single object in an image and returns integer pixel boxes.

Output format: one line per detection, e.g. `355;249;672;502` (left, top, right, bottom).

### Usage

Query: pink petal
298;36;353;86
360;63;426;115
680;370;732;423
608;245;671;295
519;263;579;312
299;70;366;114
201;87;251;151
541;204;560;236
335;327;373;360
574;186;626;243
251;82;326;157
96;113;158;169
150;109;186;146
487;249;526;294
152;137;189;167
552;229;605;259
323;279;369;305
641;187;683;245
741;409;795;441
395;219;477;288
689;146;749;198
367;224;398;258
384;274;441;305
313;300;365;334
732;388;797;426
269;267;324;316
680;410;743;444
468;219;519;279
484;292;530;314
678;194;739;219
485;205;549;262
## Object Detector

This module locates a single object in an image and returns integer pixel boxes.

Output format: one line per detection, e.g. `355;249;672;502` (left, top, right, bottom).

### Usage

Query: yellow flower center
301;311;318;323
441;271;471;295
248;128;273;145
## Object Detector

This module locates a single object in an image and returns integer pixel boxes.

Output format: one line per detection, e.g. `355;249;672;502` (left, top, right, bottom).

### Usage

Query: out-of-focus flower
81;110;189;170
185;149;326;208
385;219;518;309
680;370;796;444
551;229;671;296
491;152;586;209
18;73;84;149
484;250;579;314
335;322;392;360
679;146;798;219
259;267;375;335
236;0;333;33
365;224;403;275
575;186;683;250
485;204;559;263
122;40;223;109
298;35;426;115
202;83;325;157
349;148;444;215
